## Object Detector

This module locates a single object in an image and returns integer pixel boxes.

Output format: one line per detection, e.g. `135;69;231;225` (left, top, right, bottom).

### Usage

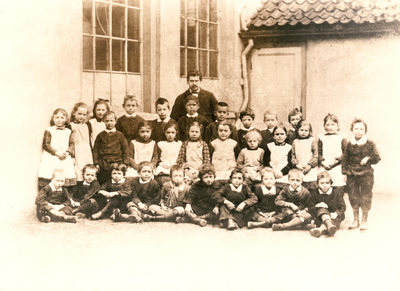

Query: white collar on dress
105;128;116;133
83;181;91;186
125;113;137;118
139;178;152;184
186;112;198;118
112;178;125;184
261;185;276;195
350;135;367;145
230;184;243;192
318;188;333;195
49;183;62;192
156;116;171;123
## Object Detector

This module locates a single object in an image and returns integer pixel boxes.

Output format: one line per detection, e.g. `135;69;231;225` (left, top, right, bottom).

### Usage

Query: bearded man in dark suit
170;70;218;123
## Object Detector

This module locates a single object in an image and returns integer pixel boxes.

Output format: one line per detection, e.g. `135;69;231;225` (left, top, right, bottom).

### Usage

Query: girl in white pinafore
210;121;238;180
318;114;347;188
88;99;110;148
263;125;292;186
127;121;159;177
155;121;182;176
38;108;76;188
291;120;318;189
70;103;93;181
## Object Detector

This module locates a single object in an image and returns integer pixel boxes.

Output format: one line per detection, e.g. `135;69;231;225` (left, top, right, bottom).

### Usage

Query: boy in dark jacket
308;171;346;237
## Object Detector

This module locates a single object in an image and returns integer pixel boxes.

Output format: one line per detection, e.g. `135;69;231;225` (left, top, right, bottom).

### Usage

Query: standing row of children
36;94;381;236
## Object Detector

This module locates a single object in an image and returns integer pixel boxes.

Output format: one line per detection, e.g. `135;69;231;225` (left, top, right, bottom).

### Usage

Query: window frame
180;0;219;79
82;0;142;75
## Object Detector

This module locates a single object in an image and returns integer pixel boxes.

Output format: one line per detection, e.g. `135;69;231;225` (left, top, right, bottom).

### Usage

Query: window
83;0;141;73
180;0;219;78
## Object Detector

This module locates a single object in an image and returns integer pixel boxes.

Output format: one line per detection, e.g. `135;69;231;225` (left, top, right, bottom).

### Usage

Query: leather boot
91;201;113;220
360;211;368;230
128;206;143;223
188;213;207;227
310;224;327;238
113;208;137;223
324;219;337;236
349;209;360;229
62;215;77;223
247;220;269;229
227;219;238;230
272;217;303;231
175;216;189;223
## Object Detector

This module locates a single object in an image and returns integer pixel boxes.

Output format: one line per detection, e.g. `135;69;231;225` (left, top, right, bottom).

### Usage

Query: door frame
248;41;307;119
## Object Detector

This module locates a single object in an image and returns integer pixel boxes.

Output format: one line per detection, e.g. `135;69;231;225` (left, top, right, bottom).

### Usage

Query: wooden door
250;46;304;129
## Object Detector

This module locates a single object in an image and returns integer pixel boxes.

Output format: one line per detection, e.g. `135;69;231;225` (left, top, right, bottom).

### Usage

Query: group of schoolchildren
36;91;381;238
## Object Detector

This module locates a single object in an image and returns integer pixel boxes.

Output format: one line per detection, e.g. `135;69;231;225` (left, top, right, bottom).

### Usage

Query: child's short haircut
71;102;88;123
123;95;140;107
50;108;69;127
92;99;110;117
186;69;202;82
185;95;200;105
138;161;154;173
272;123;287;135
244;129;262;142
350;118;368;133
263;109;278;120
82;164;98;175
323;113;340;130
229;167;245;180
216;120;231;131
317;171;333;184
198;164;216;179
103;111;116;121
136;120;153;132
288;108;302;123
260;167;275;179
111;163;127;175
296;119;313;137
216;102;228;108
170;164;184;177
288;168;304;179
52;169;65;179
155;97;170;109
186;120;203;134
239;108;255;120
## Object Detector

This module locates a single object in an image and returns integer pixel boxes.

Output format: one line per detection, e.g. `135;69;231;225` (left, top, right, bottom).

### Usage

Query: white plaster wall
306;34;400;193
1;0;82;218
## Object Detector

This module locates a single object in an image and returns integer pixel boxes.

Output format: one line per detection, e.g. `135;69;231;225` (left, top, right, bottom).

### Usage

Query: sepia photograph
1;0;400;290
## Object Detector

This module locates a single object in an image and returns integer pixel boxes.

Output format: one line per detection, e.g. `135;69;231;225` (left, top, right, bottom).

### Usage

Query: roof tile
247;0;400;28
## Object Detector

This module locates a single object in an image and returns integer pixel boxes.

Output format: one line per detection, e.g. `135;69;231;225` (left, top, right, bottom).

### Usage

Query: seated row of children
36;163;345;238
37;95;380;232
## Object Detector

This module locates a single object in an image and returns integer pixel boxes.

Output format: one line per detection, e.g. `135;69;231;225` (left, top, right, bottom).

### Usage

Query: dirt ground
1;192;399;291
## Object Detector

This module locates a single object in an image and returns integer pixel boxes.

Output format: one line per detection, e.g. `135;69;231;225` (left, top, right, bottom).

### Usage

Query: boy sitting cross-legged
272;168;312;231
35;169;77;223
181;164;221;226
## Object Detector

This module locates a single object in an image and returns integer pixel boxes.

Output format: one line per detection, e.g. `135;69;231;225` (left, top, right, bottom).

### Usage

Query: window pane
210;51;218;77
180;18;185;46
209;23;217;50
83;0;92;34
112;39;125;71
113;0;125;4
199;50;208;77
95;2;110;36
112;5;125;38
199;22;207;49
187;0;196;18
180;48;186;76
128;41;140;73
187;19;196;47
187;49;197;72
83;36;93;70
199;0;208;21
128;8;140;40
127;0;140;7
96;38;110;70
209;0;218;22
180;0;185;15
